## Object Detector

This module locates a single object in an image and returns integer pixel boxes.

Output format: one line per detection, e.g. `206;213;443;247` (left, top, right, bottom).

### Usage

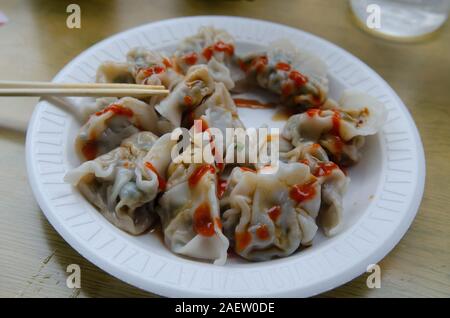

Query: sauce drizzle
184;95;193;106
276;62;291;71
188;164;216;187
233;98;275;109
272;106;301;121
313;162;338;177
193;202;215;237
331;111;341;136
306;108;321;118
289;70;308;87
215;217;223;230
183;52;198;65
267;205;281;222
202;46;213;60
235;231;252;252
251;56;268;73
240;167;256;173
213;41;234;55
256;224;270;240
162;58;172;68
144;162;166;190
81;140;98;160
141;65;165;77
95;104;134;117
290;180;317;203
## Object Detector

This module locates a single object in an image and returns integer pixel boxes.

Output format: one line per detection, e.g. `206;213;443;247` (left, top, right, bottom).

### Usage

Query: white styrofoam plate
26;16;425;297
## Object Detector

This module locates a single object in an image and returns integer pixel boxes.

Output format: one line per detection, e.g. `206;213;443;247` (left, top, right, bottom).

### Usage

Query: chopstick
0;88;169;97
0;81;169;97
0;80;165;90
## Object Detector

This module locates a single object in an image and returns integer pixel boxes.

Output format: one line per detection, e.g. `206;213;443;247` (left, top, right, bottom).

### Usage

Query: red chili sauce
144;162;166;190
193;202;215;237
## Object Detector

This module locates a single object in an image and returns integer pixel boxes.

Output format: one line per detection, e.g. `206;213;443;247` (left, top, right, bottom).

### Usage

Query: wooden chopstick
0;88;169;97
0;80;165;90
0;81;169;97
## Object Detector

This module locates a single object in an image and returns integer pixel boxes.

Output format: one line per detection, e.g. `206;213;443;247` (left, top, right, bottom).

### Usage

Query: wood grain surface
0;0;449;298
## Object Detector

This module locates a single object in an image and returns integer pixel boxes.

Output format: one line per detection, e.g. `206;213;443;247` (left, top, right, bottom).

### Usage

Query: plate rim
25;15;426;297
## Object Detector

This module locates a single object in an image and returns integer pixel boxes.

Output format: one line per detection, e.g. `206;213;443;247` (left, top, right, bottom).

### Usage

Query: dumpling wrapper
221;162;321;261
281;141;349;236
157;133;229;265
282;90;387;164
238;39;328;107
65;132;176;235
173;26;236;89
155;65;215;127
75;97;159;161
158;162;229;265
126;47;183;90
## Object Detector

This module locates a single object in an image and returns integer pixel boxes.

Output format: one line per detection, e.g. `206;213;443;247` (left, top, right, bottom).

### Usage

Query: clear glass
350;0;449;41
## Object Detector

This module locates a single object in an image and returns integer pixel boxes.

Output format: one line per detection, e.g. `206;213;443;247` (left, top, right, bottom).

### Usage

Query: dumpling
75;97;159;160
126;47;183;90
281;142;349;236
173;26;236;89
188;82;242;127
282;90;387;165
221;162;321;261
238;39;328;107
157;163;229;265
65;132;176;235
154;128;229;265
75;97;119;123
96;61;135;84
182;82;245;159
174;26;235;70
155;65;215;127
206;57;235;90
157;159;229;265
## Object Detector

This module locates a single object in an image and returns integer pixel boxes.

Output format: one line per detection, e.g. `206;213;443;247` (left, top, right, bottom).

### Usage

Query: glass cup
350;0;449;41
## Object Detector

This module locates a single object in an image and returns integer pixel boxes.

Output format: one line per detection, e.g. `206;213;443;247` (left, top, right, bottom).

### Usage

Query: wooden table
0;0;449;298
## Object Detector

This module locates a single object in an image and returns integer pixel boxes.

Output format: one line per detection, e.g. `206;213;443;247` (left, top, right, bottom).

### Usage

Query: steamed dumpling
96;48;183;90
173;26;236;89
157;159;229;265
188;82;243;127
156;129;229;265
221;162;321;261
65;132;176;235
238;39;328;107
281;142;349;236
282;90;387;165
75;97;159;160
155;65;215;127
126;47;183;90
184;82;246;160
